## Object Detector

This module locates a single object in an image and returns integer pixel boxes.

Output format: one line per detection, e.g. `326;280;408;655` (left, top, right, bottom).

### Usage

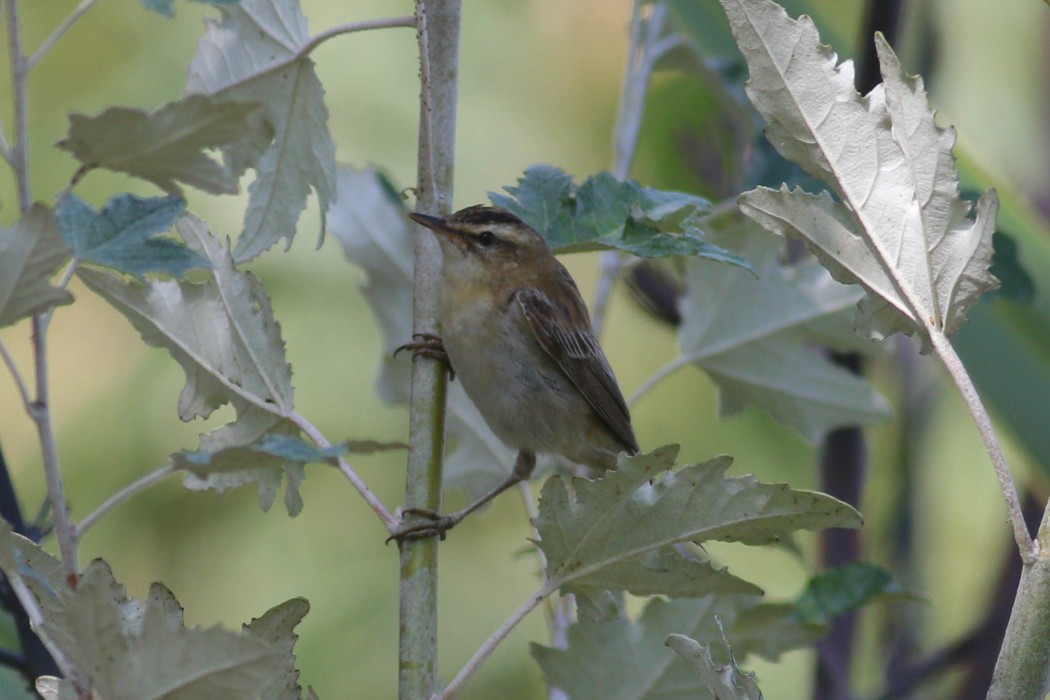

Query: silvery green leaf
534;596;809;700
57;95;261;196
724;0;999;350
0;529;286;700
78;215;293;422
676;218;889;441
535;446;861;600
0;205;73;327
187;0;336;262
243;598;310;700
176;410;307;515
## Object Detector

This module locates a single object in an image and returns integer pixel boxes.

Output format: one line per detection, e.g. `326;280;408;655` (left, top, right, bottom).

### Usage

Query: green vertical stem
399;2;460;699
987;502;1050;699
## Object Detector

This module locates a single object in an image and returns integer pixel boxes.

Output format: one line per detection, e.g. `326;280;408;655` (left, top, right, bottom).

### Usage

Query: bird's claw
394;334;455;380
387;507;463;544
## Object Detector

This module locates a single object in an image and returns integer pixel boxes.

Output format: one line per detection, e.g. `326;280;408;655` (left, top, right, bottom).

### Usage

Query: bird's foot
394;334;454;380
387;507;464;543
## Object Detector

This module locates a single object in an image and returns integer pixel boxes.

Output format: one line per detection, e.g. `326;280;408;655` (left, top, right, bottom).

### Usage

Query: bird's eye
476;231;497;247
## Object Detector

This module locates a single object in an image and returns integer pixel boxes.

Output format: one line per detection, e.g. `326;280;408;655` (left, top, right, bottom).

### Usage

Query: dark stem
0;446;61;688
813;353;867;700
882;342;932;693
875;491;1041;699
812;3;905;697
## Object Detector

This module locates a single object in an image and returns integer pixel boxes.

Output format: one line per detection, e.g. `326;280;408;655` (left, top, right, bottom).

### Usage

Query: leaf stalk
930;331;1034;561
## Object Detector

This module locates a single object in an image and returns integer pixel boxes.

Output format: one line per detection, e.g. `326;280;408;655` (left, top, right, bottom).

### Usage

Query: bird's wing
516;279;639;454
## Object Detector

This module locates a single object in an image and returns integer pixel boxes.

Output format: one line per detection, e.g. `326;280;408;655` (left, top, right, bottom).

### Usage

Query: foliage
56;195;207;279
185;0;336;262
0;0;1041;697
0;206;73;327
534;446;860;607
725;0;999;351
490;164;750;267
57;96;263;197
0;522;306;700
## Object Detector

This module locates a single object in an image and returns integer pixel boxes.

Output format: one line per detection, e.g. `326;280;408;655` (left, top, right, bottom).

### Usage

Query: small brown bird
395;205;639;540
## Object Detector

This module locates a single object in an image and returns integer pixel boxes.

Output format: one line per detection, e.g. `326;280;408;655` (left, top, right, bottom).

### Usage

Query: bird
393;205;639;541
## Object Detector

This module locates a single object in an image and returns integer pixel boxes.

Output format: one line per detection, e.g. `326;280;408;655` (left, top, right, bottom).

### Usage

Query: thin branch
612;0;667;182
518;480;565;645
591;0;669;337
6;0;31;211
73;463;176;542
930;332;1034;561
517;480;544;567
0;339;33;414
300;15;416;58
7;0;78;579
26;0;98;71
628;353;696;407
435;579;560;700
699;195;745;224
29;315;78;577
289;413;398;531
0;122;11;166
39;259;79;333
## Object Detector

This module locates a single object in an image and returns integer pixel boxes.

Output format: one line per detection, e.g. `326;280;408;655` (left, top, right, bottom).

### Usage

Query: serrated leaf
57;95;262;196
186;0;336;262
52;561;280;699
0;528;286;700
794;561;910;626
491;165;750;267
533;596;803;700
78;214;293;422
724;0;999;350
329;166;516;499
176;432;401;516
0;204;73;327
56;194;208;279
535;446;862;600
243;598;310;700
676;218;890;441
178;407;306;515
665;634;763;700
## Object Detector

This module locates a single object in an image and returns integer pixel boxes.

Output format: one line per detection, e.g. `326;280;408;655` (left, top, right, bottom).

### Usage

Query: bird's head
408;206;551;280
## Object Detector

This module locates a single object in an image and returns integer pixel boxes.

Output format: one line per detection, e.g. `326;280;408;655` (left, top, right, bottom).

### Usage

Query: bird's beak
409;212;469;249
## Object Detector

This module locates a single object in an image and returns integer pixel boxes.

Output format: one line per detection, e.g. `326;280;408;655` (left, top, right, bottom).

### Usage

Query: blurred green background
0;0;1048;698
